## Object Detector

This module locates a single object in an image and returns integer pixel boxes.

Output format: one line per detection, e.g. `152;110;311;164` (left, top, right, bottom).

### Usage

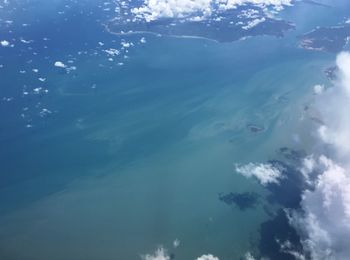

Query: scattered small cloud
131;0;292;22
0;40;10;47
173;239;180;248
235;162;284;186
244;252;255;260
54;61;67;68
196;254;219;260
141;247;170;260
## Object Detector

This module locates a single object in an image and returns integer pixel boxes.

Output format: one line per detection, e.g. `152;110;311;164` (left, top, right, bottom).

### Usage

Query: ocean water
0;1;342;259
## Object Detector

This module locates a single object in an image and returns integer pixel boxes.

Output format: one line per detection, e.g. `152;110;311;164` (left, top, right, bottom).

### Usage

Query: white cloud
173;239;180;248
131;0;292;21
244;252;256;260
337;51;350;96
223;0;292;10
20;38;33;44
132;0;213;22
235;162;283;186
121;41;133;48
299;155;316;185
104;48;120;56
292;156;350;260
141;248;219;260
54;61;67;68
313;84;324;95
1;40;10;47
313;52;350;156
291;52;350;259
241;17;266;30
277;239;306;260
196;254;219;260
141;247;170;260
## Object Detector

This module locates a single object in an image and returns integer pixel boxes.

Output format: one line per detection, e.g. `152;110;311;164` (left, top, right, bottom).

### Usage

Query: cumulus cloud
235;162;284;186
223;0;292;10
0;40;10;47
241;17;266;30
299;155;316;185
291;156;350;259
291;52;350;259
313;84;324;95
244;252;256;260
132;0;213;22
313;52;350;156
54;61;67;68
196;254;219;260
337;51;350;96
132;0;292;21
141;247;170;260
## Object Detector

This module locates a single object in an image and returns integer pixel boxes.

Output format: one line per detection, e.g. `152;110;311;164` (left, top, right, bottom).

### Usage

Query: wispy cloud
141;247;219;260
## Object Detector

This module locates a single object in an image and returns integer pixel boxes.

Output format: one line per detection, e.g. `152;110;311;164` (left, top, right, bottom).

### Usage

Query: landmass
106;5;295;43
299;25;350;52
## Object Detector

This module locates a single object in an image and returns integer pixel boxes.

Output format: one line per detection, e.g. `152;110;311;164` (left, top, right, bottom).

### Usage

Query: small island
299;25;350;52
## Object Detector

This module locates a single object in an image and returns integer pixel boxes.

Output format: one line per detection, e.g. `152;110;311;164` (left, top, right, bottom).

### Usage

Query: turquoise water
0;1;343;259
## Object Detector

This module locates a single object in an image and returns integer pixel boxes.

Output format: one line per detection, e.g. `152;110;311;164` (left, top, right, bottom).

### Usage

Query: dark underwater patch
219;192;260;211
278;147;306;163
258;209;306;260
255;148;311;259
265;159;304;208
246;123;265;134
324;66;338;81
230;147;310;259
